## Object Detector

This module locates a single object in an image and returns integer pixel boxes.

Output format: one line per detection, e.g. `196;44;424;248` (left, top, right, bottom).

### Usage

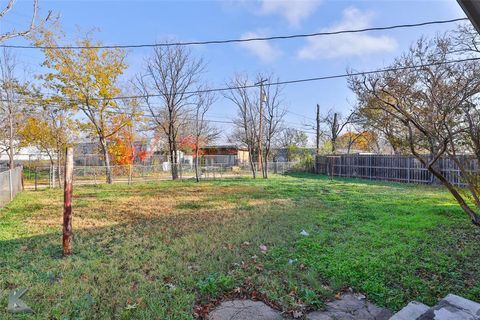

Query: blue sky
1;0;468;143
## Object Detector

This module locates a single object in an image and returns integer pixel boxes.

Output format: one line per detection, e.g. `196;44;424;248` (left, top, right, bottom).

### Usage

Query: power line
32;103;318;134
286;110;316;121
12;55;480;103
0;17;468;50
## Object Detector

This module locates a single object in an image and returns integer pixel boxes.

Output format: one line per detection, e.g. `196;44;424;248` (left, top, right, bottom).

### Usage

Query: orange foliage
178;135;206;157
109;137;135;165
338;131;377;151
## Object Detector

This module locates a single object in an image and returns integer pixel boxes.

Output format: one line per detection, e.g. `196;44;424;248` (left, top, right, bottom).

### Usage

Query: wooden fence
315;154;478;186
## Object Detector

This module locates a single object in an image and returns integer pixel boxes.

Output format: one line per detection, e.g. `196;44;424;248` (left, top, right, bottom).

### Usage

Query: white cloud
239;31;280;63
259;0;322;27
297;7;397;60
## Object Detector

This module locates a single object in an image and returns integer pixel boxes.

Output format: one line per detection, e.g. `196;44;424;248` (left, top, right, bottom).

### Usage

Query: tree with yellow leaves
19;103;75;187
35;26;129;183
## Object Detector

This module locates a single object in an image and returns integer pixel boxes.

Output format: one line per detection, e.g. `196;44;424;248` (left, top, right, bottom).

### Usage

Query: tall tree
349;34;480;227
336;131;378;153
323;109;354;154
276;128;308;162
354;94;408;154
260;76;286;178
192;90;219;182
136;44;204;180
35;28;129;184
0;49;29;169
20;105;74;187
225;74;258;178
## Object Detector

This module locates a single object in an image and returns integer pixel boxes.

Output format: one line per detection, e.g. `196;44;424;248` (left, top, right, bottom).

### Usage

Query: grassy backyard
0;174;479;319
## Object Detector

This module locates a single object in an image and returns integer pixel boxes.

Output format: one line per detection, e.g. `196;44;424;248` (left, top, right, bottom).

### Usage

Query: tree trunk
8;111;14;170
316;104;320;155
427;162;480;227
248;147;256;179
169;145;179;180
99;136;113;184
48;156;55;188
195;145;200;182
57;148;63;187
263;149;269;179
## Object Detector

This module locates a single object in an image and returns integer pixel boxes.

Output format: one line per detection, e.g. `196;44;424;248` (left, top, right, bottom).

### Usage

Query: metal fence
316;154;478;186
0;167;23;207
24;162;300;189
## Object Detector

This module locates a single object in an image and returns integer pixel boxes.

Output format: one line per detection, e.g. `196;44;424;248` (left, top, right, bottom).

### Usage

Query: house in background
200;144;249;166
0;145;53;167
74;139;155;166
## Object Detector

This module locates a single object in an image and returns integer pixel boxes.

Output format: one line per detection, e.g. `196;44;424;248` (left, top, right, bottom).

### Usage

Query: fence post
63;147;74;256
407;157;411;183
34;168;38;191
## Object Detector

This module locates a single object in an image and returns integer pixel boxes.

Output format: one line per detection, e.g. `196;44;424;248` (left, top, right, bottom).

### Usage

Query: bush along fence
0;166;23;207
24;162;301;189
315;154;478;186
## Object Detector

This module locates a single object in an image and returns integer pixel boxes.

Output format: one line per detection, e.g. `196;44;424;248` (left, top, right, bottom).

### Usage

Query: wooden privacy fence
316;154;478;186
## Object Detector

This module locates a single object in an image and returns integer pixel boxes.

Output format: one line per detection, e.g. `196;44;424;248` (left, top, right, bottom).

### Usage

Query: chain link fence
0;166;23;208
24;162;301;188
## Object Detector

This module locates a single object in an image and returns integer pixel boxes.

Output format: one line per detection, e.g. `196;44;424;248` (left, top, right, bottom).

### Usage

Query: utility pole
255;78;267;177
332;112;338;154
316;104;320;155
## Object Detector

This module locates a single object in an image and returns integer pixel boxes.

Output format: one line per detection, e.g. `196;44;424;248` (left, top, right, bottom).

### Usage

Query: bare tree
0;49;28;169
275;127;308;162
193;89;219;182
349;35;480;227
452;23;480;56
260;76;286;178
323;109;354;154
136;44;204;180
224;74;258;178
0;0;38;43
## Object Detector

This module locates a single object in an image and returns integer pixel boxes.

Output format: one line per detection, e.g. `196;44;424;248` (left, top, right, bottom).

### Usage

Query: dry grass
1;174;479;319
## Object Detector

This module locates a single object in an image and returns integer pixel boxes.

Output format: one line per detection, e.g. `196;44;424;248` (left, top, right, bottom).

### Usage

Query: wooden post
63;147;74;256
34;168;38;191
256;79;267;178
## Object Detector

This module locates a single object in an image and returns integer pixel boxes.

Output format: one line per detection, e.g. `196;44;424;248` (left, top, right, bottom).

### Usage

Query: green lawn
0;174;479;319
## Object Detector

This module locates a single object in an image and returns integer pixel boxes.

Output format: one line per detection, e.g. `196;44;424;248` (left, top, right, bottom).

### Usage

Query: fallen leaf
125;303;137;310
259;245;268;253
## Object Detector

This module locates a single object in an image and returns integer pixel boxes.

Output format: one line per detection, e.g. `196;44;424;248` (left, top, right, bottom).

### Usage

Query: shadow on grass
1;176;479;319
